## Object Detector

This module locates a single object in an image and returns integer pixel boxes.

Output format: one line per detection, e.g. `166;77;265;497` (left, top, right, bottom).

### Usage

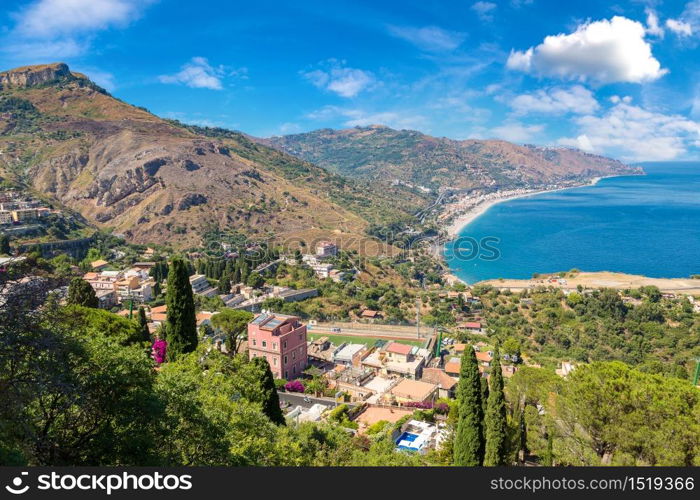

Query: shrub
284;380;305;393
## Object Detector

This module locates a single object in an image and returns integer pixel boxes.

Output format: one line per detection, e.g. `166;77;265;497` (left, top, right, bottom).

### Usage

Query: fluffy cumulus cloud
387;25;467;52
506;16;667;84
471;2;497;22
4;0;154;61
645;8;664;38
490;121;545;142
669;0;700;37
159;57;226;90
559;102;700;161
302;60;375;98
508;85;599;115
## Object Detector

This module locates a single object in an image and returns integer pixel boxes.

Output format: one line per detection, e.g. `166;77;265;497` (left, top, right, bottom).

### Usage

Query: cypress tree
67;277;98;308
218;273;231;294
137;306;151;343
484;346;508;466
251;357;285;425
0;234;10;255
165;257;197;360
453;346;484;466
480;376;489;416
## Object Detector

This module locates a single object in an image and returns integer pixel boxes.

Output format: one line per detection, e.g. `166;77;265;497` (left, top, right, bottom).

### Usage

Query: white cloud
507;16;667;84
471;2;497;22
14;0;149;38
666;19;693;36
387;25;467;52
5;0;154;59
301;60;375;98
559;102;700;161
306;105;427;130
159;57;225;90
645;8;664;38
490;122;545;142
508;85;599;115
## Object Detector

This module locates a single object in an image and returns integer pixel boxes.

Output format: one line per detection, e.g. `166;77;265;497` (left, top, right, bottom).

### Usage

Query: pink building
248;312;308;380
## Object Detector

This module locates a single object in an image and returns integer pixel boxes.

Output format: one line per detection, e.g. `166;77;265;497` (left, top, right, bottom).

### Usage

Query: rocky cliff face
0;63;73;89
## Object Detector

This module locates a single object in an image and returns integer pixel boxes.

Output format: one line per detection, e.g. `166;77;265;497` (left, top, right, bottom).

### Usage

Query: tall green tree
453;346;484;466
484;347;508;465
218;274;231;294
211;308;253;355
66;277;98;308
165;257;197;360
0;234;10;255
137;306;151;343
250;357;285;426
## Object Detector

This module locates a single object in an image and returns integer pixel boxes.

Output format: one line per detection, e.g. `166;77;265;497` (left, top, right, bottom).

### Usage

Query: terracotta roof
390;378;438;402
454;343;467;353
444;359;461;375
151;313;167;322
150;305;167;314
460;321;481;329
90;259;109;269
360;309;379;318
83;272;98;280
422;367;457;390
386;342;412;355
476;351;493;363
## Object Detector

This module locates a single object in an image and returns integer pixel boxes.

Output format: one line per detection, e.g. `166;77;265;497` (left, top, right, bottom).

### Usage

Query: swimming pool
396;431;422;451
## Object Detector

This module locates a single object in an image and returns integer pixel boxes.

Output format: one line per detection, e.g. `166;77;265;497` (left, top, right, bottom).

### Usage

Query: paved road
278;392;356;410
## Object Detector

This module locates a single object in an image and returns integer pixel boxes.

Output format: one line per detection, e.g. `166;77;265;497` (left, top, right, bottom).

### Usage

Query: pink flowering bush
152;339;167;365
284;380;305;393
404;401;433;409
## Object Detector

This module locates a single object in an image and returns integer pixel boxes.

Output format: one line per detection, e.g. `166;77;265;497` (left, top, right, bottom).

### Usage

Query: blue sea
444;162;700;283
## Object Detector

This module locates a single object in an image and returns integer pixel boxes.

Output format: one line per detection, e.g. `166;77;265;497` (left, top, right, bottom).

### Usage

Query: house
332;343;367;367
0;210;12;225
248;312;308;380
95;289;117;309
421;367;457;399
556;361;576;377
133;262;156;270
385;342;413;363
389;378;438;404
459;321;483;334
90;260;109;271
444;358;461;377
475;350;493;366
362;342;427;380
316;241;338;258
360;309;381;320
196;311;215;328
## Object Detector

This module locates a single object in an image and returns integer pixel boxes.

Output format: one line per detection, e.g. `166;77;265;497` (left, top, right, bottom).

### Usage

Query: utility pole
693;358;700;387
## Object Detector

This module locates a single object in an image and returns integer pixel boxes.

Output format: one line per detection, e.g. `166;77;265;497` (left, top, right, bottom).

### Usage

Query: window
292;351;296;360
284;355;288;364
262;340;267;348
283;340;287;349
252;339;256;346
273;358;277;366
284;371;288;379
273;343;277;350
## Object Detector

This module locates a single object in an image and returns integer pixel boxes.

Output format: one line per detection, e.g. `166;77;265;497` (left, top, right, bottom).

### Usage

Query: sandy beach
444;176;606;239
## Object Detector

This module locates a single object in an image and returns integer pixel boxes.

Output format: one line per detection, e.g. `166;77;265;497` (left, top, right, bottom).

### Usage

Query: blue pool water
444;162;700;283
396;432;420;451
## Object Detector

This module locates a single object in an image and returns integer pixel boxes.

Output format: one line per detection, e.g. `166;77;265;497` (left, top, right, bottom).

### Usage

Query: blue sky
1;0;700;162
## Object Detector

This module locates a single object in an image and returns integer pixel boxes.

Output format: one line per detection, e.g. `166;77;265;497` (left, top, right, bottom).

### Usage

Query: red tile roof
386;342;412;355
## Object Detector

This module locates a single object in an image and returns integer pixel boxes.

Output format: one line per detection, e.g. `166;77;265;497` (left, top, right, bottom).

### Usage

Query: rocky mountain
0;63;429;251
264;125;642;191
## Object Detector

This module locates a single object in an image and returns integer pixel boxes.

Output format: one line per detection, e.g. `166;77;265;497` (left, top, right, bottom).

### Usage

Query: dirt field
479;271;700;295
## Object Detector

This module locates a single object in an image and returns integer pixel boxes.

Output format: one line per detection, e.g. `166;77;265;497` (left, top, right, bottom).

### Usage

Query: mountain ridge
0;63;428;252
263;126;642;192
